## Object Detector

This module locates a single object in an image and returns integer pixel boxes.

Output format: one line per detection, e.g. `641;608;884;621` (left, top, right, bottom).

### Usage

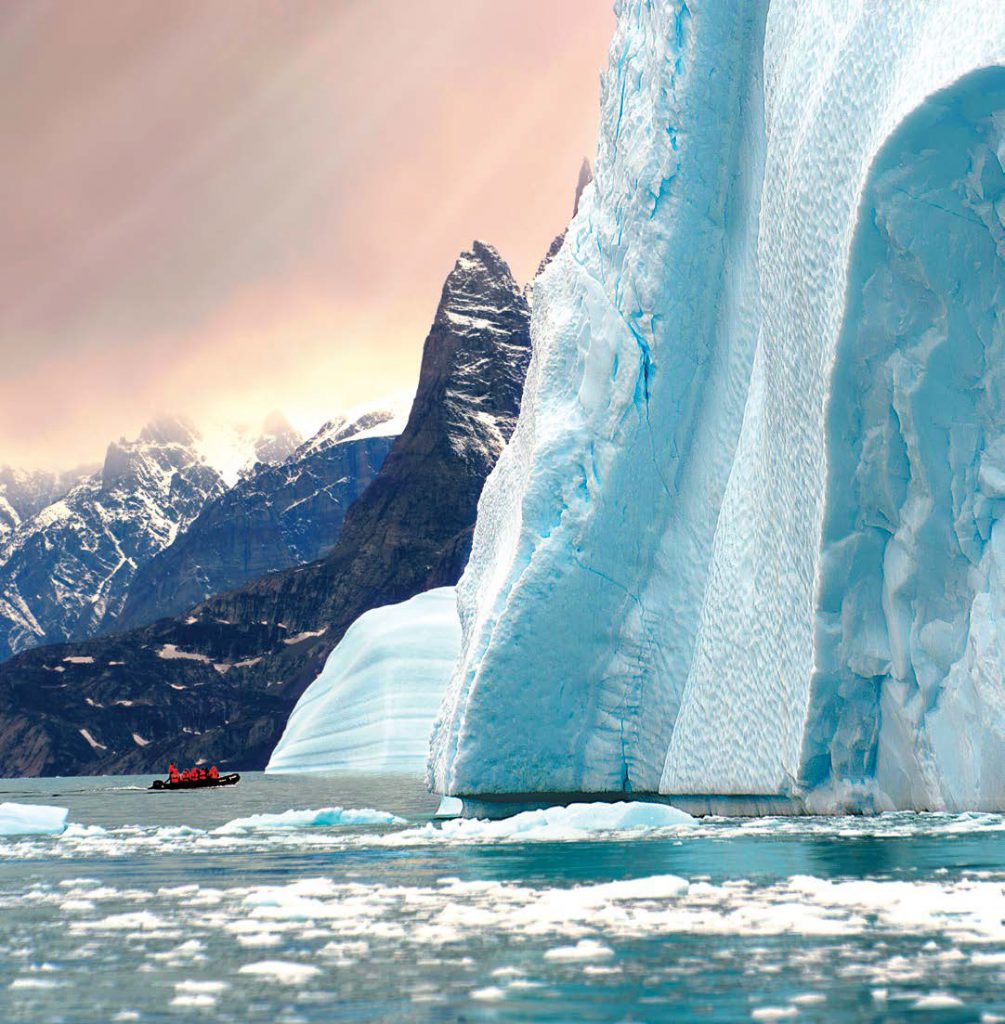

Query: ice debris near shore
267;588;460;775
0;801;69;836
214;807;406;834
430;1;1005;812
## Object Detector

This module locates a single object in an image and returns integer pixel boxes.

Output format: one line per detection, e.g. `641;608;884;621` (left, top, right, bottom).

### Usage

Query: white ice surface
0;802;68;836
430;0;1005;811
268;588;460;775
214;807;405;834
405;802;694;843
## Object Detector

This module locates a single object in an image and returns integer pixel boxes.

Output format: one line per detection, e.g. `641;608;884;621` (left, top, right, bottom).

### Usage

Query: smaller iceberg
214;806;405;833
0;801;68;836
413;801;694;842
266;587;461;775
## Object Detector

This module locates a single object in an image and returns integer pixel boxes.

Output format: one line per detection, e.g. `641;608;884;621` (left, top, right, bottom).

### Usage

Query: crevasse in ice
430;0;1005;812
267;588;459;775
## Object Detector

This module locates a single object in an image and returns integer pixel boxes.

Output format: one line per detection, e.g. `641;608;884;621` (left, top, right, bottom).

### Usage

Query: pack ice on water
430;1;1005;812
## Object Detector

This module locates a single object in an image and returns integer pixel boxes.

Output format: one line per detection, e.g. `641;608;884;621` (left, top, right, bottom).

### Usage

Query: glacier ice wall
432;0;770;795
267;588;459;775
431;0;1005;812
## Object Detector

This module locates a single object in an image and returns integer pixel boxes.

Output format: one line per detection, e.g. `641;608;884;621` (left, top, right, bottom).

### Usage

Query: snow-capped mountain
248;411;302;471
0;465;95;549
0;239;532;776
117;408;401;630
0;417;225;661
431;1;1005;814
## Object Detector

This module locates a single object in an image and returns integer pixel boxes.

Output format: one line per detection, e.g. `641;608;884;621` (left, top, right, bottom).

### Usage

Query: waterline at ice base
429;1;1005;815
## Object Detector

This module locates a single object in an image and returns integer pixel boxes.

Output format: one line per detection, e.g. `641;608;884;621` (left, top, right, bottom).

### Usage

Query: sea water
0;773;1002;1023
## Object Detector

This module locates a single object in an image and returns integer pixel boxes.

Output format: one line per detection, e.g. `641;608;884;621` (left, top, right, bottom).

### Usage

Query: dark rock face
0;419;225;662
117;414;396;631
535;158;594;280
0;242;532;777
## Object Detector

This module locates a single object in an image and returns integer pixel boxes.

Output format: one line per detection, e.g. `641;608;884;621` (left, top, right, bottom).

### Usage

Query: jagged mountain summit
117;408;401;630
535;158;594;281
0;240;532;776
249;411;302;471
0;465;96;549
0;417;224;662
431;1;1005;814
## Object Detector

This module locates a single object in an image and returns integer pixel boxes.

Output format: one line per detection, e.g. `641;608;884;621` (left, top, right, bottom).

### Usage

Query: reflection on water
0;772;1002;1023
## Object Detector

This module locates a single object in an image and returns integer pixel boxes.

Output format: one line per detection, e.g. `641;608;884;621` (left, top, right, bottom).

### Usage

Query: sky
0;0;615;470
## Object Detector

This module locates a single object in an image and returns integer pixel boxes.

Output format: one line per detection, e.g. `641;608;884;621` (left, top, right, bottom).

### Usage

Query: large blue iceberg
430;0;1005;813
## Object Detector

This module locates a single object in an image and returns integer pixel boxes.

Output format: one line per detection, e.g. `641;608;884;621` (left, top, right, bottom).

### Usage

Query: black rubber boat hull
149;773;240;791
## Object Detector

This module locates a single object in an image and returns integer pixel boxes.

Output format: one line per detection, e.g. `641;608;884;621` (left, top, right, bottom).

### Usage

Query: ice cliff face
266;588;460;775
431;1;1005;812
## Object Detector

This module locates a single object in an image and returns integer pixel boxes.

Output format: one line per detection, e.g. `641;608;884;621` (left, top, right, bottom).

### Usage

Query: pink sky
0;1;614;469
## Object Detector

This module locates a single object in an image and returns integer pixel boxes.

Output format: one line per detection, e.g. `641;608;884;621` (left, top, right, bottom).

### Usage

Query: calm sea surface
0;772;1002;1023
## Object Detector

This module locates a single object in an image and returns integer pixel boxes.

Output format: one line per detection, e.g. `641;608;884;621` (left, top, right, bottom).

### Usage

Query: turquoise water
0;773;1003;1023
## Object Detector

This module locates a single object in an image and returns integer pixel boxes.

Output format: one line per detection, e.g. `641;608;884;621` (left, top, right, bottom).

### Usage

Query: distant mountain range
0;418;226;661
0;239;532;776
0;406;401;661
116;409;400;631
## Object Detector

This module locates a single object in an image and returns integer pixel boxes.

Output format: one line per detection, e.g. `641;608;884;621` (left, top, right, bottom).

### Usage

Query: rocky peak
414;242;530;458
534;158;595;281
137;414;199;447
292;408;400;462
253;411;302;467
434;241;525;333
573;157;594;217
102;417;213;495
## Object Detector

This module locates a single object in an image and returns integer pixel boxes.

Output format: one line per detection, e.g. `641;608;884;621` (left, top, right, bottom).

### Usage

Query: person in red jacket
209;766;220;780
168;764;180;785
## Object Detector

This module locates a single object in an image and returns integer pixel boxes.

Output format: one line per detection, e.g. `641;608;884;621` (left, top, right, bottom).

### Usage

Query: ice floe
0;801;68;836
402;801;695;842
213;806;406;833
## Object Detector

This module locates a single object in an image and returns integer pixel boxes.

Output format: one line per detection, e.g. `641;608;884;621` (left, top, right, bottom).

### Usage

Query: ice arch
800;67;1005;811
662;7;1005;808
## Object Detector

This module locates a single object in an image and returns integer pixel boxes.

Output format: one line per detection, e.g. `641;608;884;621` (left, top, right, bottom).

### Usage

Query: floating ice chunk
543;939;615;962
170;994;216;1008
174;980;228;995
415;802;693;842
214;806;405;834
912;995;965;1010
0;802;68;836
237;961;321;984
471;986;506;1001
751;1009;799;1021
267;588;460;775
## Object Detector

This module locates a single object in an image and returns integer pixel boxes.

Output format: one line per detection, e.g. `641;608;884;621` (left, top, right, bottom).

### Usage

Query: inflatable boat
149;773;240;791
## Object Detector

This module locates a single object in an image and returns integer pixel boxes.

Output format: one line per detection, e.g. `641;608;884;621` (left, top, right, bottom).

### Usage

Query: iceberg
431;1;1005;812
267;588;460;775
214;807;405;833
0;801;68;836
407;802;694;842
